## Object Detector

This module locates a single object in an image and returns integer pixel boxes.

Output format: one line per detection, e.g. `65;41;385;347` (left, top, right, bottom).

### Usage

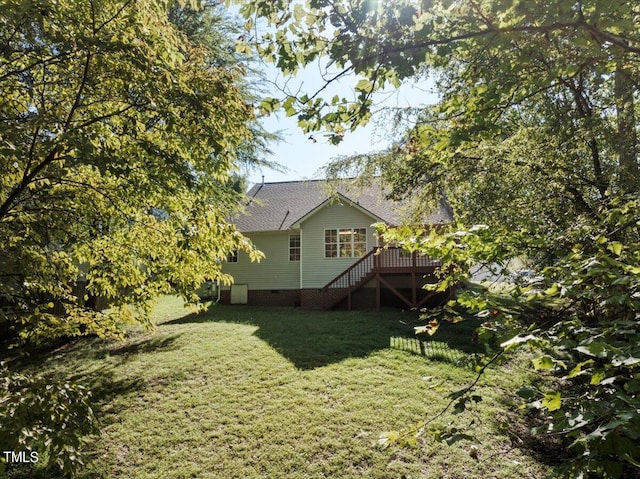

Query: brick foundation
219;284;450;310
314;286;451;310
300;288;327;310
219;289;300;307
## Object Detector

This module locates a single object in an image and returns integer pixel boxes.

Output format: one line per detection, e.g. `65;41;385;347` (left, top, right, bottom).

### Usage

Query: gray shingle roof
233;179;452;232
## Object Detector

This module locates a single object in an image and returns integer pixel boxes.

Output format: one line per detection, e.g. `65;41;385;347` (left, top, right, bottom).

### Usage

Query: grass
6;297;554;479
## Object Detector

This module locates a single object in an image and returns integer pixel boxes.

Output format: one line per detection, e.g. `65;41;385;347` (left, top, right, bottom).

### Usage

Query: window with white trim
227;250;238;263
324;228;367;258
289;234;300;261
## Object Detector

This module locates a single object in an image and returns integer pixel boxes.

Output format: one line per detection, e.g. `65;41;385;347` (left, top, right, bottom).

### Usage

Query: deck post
376;273;381;312
374;253;380;311
411;251;417;308
347;270;351;311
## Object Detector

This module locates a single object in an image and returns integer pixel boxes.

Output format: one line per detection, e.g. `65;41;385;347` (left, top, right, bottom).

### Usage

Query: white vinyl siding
221;231;300;290
300;202;378;288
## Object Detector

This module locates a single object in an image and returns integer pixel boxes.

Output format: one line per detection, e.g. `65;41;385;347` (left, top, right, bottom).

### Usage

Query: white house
221;179;453;309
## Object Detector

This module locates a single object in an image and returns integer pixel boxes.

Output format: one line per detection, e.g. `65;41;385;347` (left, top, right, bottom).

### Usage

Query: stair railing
321;247;380;292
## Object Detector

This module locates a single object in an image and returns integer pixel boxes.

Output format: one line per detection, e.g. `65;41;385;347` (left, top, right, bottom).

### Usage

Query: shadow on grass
391;336;468;363
167;305;483;369
67;334;183;408
4;333;183;435
101;334;182;360
1;334;183;479
2;331;183;367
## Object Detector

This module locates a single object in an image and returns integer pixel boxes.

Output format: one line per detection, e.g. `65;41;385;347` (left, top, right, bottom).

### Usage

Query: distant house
221;179;453;310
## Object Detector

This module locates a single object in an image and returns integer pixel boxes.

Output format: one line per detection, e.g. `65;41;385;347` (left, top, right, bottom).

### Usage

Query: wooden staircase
320;248;378;310
320;247;441;310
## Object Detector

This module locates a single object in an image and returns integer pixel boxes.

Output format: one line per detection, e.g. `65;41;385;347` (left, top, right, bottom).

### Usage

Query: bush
0;364;99;477
380;193;640;479
509;194;640;478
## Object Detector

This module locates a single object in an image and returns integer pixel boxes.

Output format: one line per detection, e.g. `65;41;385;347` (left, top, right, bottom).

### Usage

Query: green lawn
9;297;554;479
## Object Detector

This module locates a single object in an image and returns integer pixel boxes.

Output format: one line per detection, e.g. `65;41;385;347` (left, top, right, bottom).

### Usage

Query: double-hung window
227;250;238;263
289;234;301;261
325;228;367;258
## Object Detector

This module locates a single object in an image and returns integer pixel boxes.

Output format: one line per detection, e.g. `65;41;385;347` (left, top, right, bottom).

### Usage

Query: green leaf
532;355;555;370
378;430;400;448
607;241;623;256
444;432;475;445
258;98;281;113
611;356;640;367
355;79;374;93
566;360;594;378
500;334;537;350
516;385;537;400
541;392;562;411
575;342;609;358
544;283;559;296
283;96;297;117
590;369;606;385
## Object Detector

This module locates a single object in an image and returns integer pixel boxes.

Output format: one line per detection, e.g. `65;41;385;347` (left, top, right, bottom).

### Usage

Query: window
289;234;300;261
227;250;238;263
353;228;367;257
325;228;367;258
325;229;337;258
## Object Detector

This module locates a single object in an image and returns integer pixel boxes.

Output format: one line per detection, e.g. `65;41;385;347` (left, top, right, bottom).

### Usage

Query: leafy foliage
0;363;99;476
379;194;640;478
512;195;640;478
1;0;268;475
0;0;264;344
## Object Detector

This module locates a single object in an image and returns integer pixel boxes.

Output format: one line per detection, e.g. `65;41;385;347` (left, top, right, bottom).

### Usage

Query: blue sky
225;3;438;187
247;61;438;186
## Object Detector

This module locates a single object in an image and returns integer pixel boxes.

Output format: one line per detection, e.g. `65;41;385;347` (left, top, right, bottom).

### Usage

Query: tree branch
0;146;60;221
376;22;640;61
95;0;136;33
0;51;79;83
559;77;609;197
0;44;95;221
64;50;92;130
74;102;143;130
393;349;505;443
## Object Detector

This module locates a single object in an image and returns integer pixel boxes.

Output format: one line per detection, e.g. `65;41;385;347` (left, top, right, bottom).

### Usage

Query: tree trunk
614;57;639;191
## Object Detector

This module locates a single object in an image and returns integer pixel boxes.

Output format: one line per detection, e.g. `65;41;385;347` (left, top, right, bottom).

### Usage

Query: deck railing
371;247;441;272
320;247;441;309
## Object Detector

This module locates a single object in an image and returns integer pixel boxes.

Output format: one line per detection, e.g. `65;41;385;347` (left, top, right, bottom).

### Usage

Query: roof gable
232;179;452;233
289;192;386;229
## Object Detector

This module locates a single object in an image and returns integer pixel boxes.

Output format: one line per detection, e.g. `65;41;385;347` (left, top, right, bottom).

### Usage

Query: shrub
380;193;640;479
0;364;99;477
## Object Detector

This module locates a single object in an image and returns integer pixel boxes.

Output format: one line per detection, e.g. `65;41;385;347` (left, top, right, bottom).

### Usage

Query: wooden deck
320;247;444;310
